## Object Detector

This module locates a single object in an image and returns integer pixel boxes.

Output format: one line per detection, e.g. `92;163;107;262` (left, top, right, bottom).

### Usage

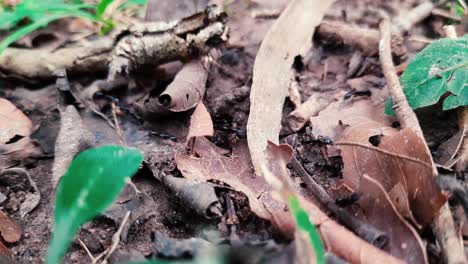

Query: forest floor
0;0;467;263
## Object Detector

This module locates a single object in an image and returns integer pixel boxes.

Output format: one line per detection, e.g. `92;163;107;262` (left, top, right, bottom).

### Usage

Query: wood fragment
316;20;407;57
393;1;434;33
288;79;302;109
291;157;389;248
108;6;227;80
287;94;332;132
379;19;467;264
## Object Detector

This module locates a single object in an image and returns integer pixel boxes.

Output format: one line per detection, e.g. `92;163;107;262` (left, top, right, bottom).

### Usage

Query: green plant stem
288;196;325;264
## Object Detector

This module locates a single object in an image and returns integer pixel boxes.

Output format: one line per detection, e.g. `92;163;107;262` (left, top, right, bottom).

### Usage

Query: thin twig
335;142;433;168
443;25;468;177
379;18;467;264
111;102;127;147
291;156;389;248
95;211;131;264
78;238;96;262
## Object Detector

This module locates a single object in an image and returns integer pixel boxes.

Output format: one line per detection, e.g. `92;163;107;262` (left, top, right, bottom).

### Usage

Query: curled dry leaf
186;102;214;143
247;0;335;175
160;175;221;219
158;60;209;112
0;98;33;144
0;98;41;170
0;210;21;243
337;122;446;226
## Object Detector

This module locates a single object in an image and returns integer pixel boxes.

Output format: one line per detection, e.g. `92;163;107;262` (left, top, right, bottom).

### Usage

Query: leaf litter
0;0;466;263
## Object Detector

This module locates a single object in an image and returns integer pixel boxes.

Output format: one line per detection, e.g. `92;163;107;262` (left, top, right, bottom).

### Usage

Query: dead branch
291;157;389;248
287;94;332;132
0;38;113;81
0;6;226;82
393;1;434;33
379;19;467;264
316;20;406;57
108;5;227;80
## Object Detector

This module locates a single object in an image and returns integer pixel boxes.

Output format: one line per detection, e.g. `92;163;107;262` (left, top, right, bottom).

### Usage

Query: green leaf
288;196;325;264
119;0;147;9
46;145;143;264
394;34;468;112
96;0;114;18
0;10;97;54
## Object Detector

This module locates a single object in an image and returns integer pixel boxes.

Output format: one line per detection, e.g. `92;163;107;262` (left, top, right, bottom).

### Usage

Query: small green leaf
46;145;143;264
289;196;325;264
393;34;468;112
96;0;114;18
119;0;147;9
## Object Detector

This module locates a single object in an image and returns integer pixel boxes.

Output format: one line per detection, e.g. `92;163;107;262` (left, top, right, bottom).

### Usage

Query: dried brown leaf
310;98;393;141
247;0;335;175
0;210;21;243
0;98;33;144
359;175;427;264
187;102;213;143
175;137;294;234
337;123;446;226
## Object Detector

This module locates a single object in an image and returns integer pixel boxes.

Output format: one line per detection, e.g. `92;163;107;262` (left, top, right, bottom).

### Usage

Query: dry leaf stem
379;19;467;264
291;157;389;248
443;25;468;176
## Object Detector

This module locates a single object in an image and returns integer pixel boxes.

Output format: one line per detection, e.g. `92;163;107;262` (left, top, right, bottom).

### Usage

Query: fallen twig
443;25;468;177
96;211;131;264
379;18;467;264
392;1;434;33
287;94;333;132
316;20;406;57
291;157;389;248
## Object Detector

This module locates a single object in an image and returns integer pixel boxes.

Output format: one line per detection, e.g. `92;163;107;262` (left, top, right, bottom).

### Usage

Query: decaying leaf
160;175;221;219
287;94;332;132
0;210;22;243
310;98;393;141
247;0;335;175
186;102;214;142
337;123;446;226
0;98;33;144
176;138;404;263
0;98;40;170
175;137;294;235
358;175;427;264
157;60;209;112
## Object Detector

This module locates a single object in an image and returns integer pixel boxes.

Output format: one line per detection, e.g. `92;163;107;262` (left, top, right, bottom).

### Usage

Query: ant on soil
343;90;371;100
148;131;178;142
335;193;362;207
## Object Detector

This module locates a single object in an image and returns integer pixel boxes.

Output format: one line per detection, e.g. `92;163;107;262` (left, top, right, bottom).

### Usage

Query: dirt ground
0;0;466;263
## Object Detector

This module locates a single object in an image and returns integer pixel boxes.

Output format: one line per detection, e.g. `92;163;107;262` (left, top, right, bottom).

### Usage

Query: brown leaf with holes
0;98;33;144
309;98;393;142
186;102;213;143
359;175;427;264
175;137;294;235
337;121;446;226
176;138;405;264
0;210;21;243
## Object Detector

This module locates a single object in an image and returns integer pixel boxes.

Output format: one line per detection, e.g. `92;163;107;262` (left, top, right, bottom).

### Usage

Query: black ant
335;193;362;207
344;90;371;100
149;131;177;142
